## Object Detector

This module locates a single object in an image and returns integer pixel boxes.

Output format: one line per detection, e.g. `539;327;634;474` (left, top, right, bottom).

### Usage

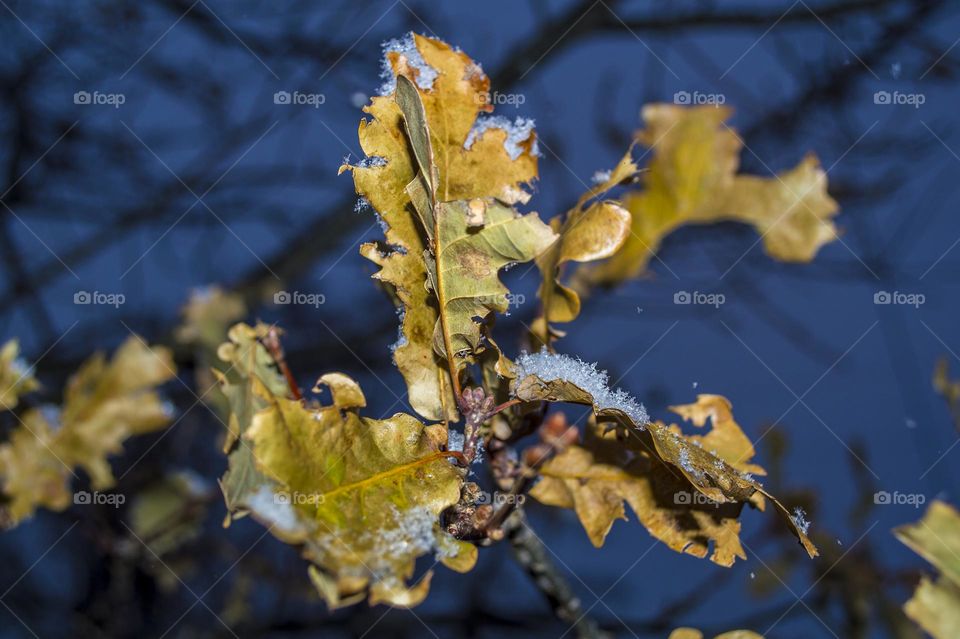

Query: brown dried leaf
513;354;817;560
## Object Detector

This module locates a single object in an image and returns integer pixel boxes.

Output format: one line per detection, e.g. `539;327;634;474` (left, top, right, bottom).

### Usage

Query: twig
504;511;611;639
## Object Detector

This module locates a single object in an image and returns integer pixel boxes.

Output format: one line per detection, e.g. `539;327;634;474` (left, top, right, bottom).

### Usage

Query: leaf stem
261;327;302;401
432;201;464;411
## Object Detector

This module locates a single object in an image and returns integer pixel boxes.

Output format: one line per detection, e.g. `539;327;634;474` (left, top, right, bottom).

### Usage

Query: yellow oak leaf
0;410;72;525
214;323;291;515
580;104;839;286
0;339;39;410
514;350;818;560
342;33;543;422
533;148;636;346
0;336;175;526
895;500;960;639
531;420;751;566
239;371;475;608
428;197;556;358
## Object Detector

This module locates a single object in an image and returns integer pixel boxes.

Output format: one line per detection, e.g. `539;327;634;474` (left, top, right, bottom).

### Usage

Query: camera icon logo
674;491;692;505
673;91;691;105
273;91;291;105
874;291;891;304
73;91;91;105
874;490;891;505
74;490;92;504
274;290;291;304
274;491;291;505
873;91;891;105
74;291;91;304
674;291;692;304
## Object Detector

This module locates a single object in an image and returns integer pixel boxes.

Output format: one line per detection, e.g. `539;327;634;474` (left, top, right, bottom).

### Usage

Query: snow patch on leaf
513;348;649;426
357;156;388;169
791;506;811;535
378;33;439;96
591;170;611;185
464;115;539;160
247;485;308;537
389;307;407;360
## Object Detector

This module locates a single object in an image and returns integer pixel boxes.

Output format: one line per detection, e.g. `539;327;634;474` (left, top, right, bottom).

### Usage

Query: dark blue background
1;1;958;637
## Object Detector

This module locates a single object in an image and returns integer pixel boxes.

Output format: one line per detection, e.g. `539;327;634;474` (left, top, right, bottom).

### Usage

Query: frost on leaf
464;115;539;160
579;104;839;287
0;337;175;526
0;339;39;410
533;149;637;346
216;324;476;608
341;32;548;422
515;372;818;563
513;349;648;425
895;500;960;639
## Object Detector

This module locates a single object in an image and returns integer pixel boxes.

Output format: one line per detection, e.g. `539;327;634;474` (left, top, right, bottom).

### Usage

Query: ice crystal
464;115;539;160
373;211;389;235
389;307;407;361
357;156;387;169
591;170;611;185
354;196;370;214
791;506;811;535
677;446;704;480
447;430;464;453
512;349;649;427
378;33;439;96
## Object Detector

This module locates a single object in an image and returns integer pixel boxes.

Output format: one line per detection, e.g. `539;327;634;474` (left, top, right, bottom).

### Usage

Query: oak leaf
895;499;960;638
533;149;636;345
215;324;476;608
0;339;38;410
342;33;546;421
514;351;817;562
0;337;175;525
214;323;291;516
580;104;839;286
